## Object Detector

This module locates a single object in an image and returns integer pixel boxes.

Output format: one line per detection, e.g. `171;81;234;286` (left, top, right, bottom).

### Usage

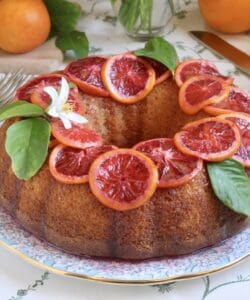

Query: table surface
0;0;249;299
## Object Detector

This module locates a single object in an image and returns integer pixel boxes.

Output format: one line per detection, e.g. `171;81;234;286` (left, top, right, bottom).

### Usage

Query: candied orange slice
204;86;250;116
64;56;110;97
49;144;117;184
31;77;85;115
15;73;64;101
218;113;250;167
174;117;241;161
143;57;171;86
51;119;103;150
133;138;203;188
179;75;230;115
101;53;155;104
174;59;232;87
89;149;158;211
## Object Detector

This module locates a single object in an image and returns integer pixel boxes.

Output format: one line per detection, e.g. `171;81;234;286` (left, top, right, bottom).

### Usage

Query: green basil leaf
207;159;250;216
56;30;89;58
5;118;51;180
0;101;46;121
44;0;81;34
118;0;141;32
135;37;178;74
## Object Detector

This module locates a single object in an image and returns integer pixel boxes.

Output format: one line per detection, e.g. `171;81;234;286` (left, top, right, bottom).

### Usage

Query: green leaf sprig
0;101;46;121
0;101;51;180
135;37;178;74
5;119;51;180
207;159;250;216
44;0;89;58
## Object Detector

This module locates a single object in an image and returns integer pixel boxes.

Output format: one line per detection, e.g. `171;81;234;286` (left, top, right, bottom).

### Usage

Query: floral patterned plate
0;207;249;284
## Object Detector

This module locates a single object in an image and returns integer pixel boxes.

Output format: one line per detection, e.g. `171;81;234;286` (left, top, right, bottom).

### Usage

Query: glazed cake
0;50;249;259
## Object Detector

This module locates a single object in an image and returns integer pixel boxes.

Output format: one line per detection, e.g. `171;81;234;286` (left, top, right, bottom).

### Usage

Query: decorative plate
0;207;249;284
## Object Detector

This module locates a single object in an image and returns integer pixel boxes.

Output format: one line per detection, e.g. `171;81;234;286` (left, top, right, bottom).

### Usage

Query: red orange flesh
133;138;203;188
15;73;64;101
204;86;250;116
49;144;117;184
143;57;171;86
179;75;230;115
174;117;241;161
89;149;158;211
174;59;232;87
218;113;250;167
64;56;109;97
51;119;103;150
101;53;156;104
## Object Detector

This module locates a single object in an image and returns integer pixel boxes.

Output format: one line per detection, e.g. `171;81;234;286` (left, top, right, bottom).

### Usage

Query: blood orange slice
133;138;203;188
31;77;84;115
174;59;232;87
31;75;75;108
143;57;171;85
218;113;250;167
204;86;250;116
174;117;241;161
14;73;70;102
51;119;103;149
64;56;109;97
89;149;158;211
49;144;117;184
101;53;156;104
179;75;230;115
15;73;64;101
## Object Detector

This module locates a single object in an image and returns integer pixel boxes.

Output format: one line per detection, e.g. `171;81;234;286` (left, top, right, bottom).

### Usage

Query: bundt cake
0;47;249;259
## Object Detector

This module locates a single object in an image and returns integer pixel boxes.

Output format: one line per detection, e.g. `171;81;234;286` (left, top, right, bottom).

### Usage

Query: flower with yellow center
44;77;88;129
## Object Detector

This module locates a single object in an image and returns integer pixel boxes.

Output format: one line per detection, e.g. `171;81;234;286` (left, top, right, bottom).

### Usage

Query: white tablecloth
1;0;249;299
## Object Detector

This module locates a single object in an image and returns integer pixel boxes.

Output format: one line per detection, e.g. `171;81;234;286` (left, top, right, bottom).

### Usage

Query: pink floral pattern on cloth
0;207;249;282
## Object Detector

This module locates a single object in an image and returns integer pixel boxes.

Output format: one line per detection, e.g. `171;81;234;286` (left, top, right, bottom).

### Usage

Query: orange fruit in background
198;0;250;34
0;0;51;53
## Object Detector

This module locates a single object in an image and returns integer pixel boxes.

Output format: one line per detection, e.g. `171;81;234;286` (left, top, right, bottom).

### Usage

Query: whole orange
0;0;51;53
198;0;250;34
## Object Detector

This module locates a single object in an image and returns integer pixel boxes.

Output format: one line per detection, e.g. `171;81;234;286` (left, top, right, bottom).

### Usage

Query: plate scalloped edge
0;207;249;284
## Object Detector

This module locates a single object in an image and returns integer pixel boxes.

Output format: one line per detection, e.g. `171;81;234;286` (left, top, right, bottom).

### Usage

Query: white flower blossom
44;77;88;129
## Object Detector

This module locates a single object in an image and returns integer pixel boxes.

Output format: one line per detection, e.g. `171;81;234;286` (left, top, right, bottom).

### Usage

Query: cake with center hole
0;50;248;260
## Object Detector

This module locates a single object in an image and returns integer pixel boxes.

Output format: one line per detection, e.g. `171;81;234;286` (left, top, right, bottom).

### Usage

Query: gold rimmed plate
0;207;249;285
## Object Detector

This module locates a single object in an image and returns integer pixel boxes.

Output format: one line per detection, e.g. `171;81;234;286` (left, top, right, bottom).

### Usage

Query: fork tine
2;74;30;99
0;73;10;90
0;68;23;90
0;77;24;102
0;76;22;98
0;71;24;96
0;73;30;108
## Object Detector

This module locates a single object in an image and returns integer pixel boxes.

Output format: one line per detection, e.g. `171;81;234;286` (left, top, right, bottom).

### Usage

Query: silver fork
0;69;32;108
